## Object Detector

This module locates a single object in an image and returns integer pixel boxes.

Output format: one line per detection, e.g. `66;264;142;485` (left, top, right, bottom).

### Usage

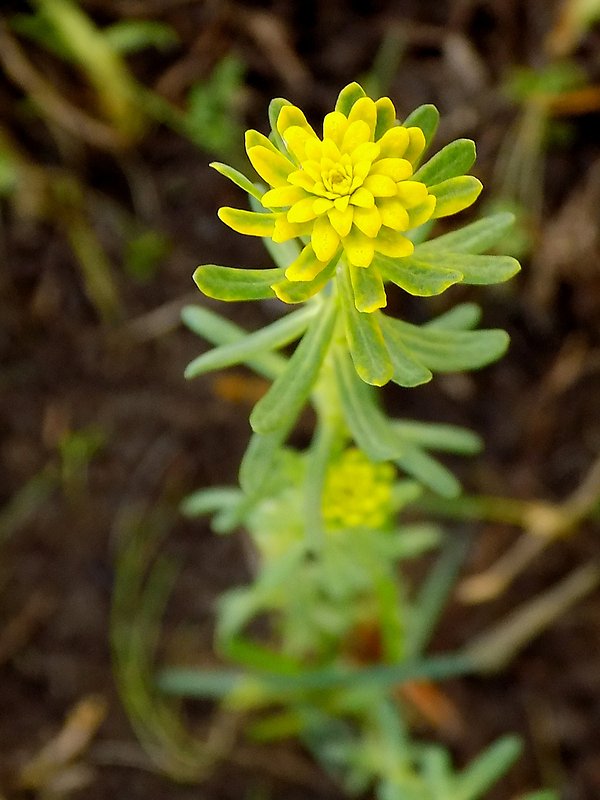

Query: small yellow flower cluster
322;448;395;530
219;83;436;282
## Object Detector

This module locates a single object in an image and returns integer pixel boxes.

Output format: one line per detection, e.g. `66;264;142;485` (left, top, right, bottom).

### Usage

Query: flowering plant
161;82;559;799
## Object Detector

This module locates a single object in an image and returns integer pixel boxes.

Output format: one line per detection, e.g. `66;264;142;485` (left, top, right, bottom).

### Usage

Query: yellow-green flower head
215;82;483;312
322;448;396;530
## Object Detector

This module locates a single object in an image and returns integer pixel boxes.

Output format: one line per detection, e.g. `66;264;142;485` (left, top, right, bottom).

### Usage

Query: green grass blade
454;736;522;800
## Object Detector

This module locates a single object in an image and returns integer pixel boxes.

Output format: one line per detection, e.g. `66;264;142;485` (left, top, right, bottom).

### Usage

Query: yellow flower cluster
322;448;395;530
219;83;437;282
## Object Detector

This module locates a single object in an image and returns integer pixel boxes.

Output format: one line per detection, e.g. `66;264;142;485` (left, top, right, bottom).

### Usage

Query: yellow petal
353;205;382;237
347;97;378;137
311;215;340;261
313;198;334;215
350;187;375;208
288;170;317;192
245;129;278;152
323;111;349;146
374;227;414;258
328;206;353;237
404;127;427;164
283;126;313;162
396;180;429;208
288;197;320;223
305;138;323;161
378;198;410;231
363;174;397;197
285;244;327;282
377;126;410;158
247;145;294;188
351;141;380;166
273;215;312;242
262;185;307;208
218;207;276;237
277;104;317;139
407;195;437;227
343;227;375;267
369;157;413;182
334;195;350;211
349;262;387;312
341;120;371;154
321;138;342;161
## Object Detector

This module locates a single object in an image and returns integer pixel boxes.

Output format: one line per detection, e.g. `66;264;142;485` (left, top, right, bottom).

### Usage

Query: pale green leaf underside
412;251;521;285
375;253;463;296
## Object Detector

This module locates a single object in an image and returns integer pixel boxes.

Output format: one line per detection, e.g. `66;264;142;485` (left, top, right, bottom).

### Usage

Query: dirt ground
1;1;600;798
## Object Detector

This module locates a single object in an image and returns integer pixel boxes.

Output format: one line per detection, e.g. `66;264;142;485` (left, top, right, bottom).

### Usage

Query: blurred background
1;1;600;798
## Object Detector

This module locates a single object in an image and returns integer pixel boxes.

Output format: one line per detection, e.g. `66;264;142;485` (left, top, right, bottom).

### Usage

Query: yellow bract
218;86;438;295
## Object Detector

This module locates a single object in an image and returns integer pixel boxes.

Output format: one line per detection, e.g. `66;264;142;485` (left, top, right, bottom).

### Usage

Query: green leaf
429;176;483;218
386;338;433;388
392;421;482;454
402;104;440;152
193;265;284;301
184;305;317;379
104;20;179;53
413;139;476;186
249;299;337;433
268;97;292;153
211;161;263;201
180;487;242;519
338;262;393;386
454;736;522;800
239;428;290;496
158;667;243;699
395;445;461;497
425;302;481;331
413;250;521;285
417;212;516;255
349;262;387;312
380;315;510;372
333;350;405;461
335;82;367;115
375;253;463;296
181;305;286;379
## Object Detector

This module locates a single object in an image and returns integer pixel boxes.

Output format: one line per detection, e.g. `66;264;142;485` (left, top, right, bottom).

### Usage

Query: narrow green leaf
413;139;476;186
158;667;243;698
210;161;263;201
454;736;522;800
349;262;387;312
402;104;440;152
338;262;393;386
333;349;405;461
180;487;242;518
184;305;316;378
181;305;286;379
239;428;290;496
437;253;521;285
268;97;292;153
416;212;516;255
375;253;463;296
429;176;483;218
104;20;179;53
395;445;461;497
392;421;482;454
193;264;284;301
387;339;432;388
380;316;510;372
335;82;367;115
425;302;481;331
249;300;337;433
